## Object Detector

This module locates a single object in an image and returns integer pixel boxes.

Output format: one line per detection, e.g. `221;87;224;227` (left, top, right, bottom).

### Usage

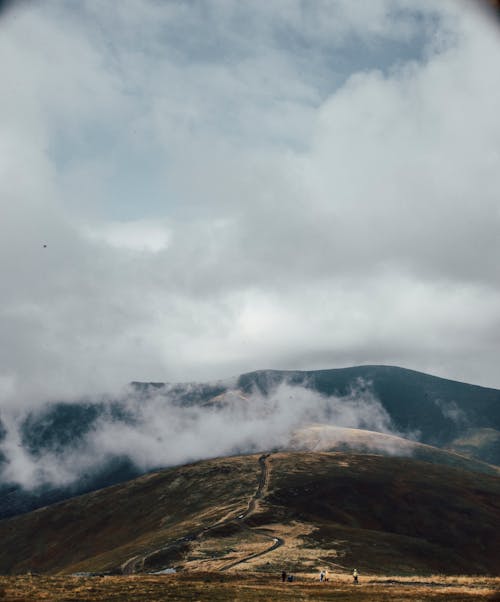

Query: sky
1;0;500;408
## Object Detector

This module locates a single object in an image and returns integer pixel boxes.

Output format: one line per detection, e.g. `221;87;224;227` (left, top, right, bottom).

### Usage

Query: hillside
237;366;500;452
1;365;499;521
0;451;499;576
288;425;500;476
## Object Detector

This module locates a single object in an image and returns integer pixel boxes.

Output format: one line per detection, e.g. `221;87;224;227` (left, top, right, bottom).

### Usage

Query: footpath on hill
122;453;283;575
219;453;284;571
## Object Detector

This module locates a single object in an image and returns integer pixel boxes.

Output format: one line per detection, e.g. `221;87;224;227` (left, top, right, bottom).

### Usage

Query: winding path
219;453;284;571
218;534;284;571
121;453;283;574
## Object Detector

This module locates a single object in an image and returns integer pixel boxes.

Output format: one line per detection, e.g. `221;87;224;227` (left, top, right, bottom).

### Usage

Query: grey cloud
0;383;399;489
435;399;468;425
1;0;500;414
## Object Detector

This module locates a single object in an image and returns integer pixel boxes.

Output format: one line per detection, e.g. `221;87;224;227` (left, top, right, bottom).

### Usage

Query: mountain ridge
0;365;499;520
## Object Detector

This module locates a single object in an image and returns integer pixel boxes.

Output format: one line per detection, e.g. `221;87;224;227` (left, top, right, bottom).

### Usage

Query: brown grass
0;573;499;601
0;456;261;575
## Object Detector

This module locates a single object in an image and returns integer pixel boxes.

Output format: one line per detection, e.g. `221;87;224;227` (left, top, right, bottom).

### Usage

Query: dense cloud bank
1;0;500;416
0;383;400;489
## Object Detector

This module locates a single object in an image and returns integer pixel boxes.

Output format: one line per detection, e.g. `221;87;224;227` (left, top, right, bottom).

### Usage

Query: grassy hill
288;425;500;476
0;451;499;576
1;365;500;522
447;428;500;465
0;455;259;575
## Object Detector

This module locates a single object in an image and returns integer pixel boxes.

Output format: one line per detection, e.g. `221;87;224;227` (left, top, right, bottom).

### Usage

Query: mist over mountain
0;365;499;520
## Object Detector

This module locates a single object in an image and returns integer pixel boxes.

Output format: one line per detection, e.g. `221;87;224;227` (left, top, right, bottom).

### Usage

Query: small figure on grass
319;570;325;582
281;570;287;583
353;568;359;584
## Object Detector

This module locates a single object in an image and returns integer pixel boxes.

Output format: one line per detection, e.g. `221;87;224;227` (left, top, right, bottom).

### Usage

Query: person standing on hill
281;570;287;583
319;570;325;582
353;568;359;584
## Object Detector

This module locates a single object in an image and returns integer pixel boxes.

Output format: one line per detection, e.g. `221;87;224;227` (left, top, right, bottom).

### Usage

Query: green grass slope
448;428;500;466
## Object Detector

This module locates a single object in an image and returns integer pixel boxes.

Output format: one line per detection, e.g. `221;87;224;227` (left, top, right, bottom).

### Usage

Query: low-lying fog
0;382;413;489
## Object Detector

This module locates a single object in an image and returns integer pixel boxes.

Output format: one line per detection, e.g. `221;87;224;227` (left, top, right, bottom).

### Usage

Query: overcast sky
1;0;500;407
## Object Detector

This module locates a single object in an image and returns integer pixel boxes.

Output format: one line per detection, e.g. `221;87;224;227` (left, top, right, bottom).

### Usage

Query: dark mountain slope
263;452;500;575
0;456;260;575
238;365;500;449
0;452;499;576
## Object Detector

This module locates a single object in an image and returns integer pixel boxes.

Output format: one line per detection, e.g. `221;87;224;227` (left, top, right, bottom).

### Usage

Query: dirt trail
121;554;142;575
219;453;284;571
243;453;270;516
218;533;284;571
121;454;280;574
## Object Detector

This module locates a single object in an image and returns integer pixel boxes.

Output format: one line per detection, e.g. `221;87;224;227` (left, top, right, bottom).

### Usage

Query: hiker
319;570;325;582
353;568;359;584
281;570;287;583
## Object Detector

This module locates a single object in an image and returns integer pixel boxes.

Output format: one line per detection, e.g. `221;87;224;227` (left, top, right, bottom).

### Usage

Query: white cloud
1;0;500;413
0;383;397;488
84;220;170;253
